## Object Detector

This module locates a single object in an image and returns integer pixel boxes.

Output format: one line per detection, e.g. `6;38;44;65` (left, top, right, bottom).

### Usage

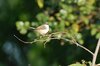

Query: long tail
14;35;34;44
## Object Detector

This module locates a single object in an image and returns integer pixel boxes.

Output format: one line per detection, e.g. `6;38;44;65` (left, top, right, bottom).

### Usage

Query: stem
14;35;34;44
69;35;94;56
14;35;46;44
92;38;100;66
74;42;94;56
59;37;94;55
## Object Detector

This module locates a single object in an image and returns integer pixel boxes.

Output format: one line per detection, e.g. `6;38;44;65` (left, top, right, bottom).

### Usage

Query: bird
29;23;49;35
14;23;49;44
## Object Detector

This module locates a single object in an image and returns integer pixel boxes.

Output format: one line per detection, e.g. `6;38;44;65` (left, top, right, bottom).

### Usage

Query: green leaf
65;21;70;26
37;0;44;8
69;62;86;66
36;13;49;22
24;21;30;28
16;21;24;30
77;0;86;6
76;33;82;39
20;28;27;34
59;21;65;31
78;39;84;44
91;28;97;36
72;24;79;33
96;33;100;39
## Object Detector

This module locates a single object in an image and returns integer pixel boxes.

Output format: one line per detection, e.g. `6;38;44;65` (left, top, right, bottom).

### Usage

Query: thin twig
74;42;94;56
14;35;35;44
61;37;94;56
92;38;100;66
14;35;46;44
43;40;49;48
43;34;52;48
70;35;94;56
51;37;94;55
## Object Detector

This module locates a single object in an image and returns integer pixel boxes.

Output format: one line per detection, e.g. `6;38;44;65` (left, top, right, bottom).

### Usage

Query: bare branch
67;35;94;56
62;37;94;56
74;41;94;56
14;35;46;44
14;35;35;44
92;38;100;66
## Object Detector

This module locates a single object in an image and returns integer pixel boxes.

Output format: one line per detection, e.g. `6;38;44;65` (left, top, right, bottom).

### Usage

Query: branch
14;35;46;44
14;32;94;56
74;41;94;56
92;38;100;66
68;36;94;56
50;37;94;56
62;38;94;56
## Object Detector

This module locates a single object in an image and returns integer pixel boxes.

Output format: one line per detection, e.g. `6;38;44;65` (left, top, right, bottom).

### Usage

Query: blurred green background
0;0;100;66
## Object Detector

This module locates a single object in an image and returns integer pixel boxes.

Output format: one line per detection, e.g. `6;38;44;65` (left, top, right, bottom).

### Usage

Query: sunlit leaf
78;39;84;44
72;24;79;33
59;21;65;31
91;28;97;36
37;0;44;8
77;0;86;6
84;18;89;25
36;13;49;22
16;21;29;34
20;28;27;34
16;21;24;30
24;21;30;28
96;33;100;39
76;33;82;39
65;21;70;26
87;0;95;5
60;9;67;14
67;14;76;21
69;62;86;66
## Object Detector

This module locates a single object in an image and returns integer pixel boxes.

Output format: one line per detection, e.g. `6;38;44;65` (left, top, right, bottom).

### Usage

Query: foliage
16;0;100;44
69;60;92;66
0;0;100;66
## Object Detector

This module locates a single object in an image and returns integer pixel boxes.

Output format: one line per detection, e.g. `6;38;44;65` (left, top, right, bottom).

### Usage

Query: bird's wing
36;25;47;30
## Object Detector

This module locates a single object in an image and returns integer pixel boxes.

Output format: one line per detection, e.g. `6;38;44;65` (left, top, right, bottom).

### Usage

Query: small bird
14;23;49;44
30;23;49;35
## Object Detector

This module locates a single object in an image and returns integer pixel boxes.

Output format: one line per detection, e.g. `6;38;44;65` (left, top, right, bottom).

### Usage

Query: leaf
78;39;84;44
76;33;82;39
20;28;27;34
59;21;65;31
96;33;100;39
91;28;97;36
16;21;29;34
69;62;86;66
37;0;44;8
24;21;30;28
16;21;24;30
65;21;70;26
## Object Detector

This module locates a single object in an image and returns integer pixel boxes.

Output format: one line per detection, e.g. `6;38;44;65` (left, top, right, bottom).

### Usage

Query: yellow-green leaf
37;0;44;8
91;28;97;36
69;62;86;66
96;33;100;39
72;24;79;33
